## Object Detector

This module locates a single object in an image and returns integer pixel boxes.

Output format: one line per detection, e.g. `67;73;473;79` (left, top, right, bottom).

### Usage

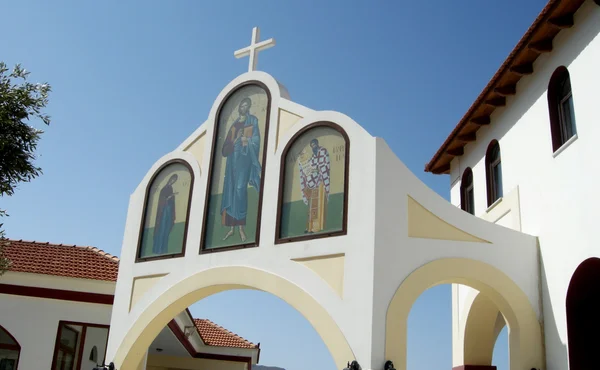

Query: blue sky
1;1;549;369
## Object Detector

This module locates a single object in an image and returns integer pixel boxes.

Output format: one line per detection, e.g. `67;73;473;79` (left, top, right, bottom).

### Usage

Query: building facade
425;1;600;369
0;240;260;370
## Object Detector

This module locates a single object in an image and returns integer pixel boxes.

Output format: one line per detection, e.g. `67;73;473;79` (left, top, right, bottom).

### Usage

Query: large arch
566;257;600;370
112;266;354;369
385;258;543;370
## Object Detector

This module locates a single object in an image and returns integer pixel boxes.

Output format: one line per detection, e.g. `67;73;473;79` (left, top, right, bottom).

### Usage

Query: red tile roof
194;318;258;349
0;239;119;282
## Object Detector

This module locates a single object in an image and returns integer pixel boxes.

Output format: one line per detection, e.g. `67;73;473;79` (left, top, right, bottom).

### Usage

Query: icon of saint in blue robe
220;97;261;242
152;174;178;254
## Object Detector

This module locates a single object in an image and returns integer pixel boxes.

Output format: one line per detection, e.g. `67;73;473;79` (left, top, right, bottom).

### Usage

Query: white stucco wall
449;2;600;369
0;288;112;369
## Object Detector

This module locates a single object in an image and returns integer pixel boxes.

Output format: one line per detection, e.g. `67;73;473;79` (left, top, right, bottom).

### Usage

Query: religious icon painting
202;83;270;251
137;161;193;260
277;123;349;242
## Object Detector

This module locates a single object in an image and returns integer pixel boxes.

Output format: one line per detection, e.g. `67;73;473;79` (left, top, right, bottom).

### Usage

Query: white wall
449;2;600;369
0;293;112;369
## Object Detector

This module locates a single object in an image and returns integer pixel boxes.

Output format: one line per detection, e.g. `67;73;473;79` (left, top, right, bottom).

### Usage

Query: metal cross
234;27;276;72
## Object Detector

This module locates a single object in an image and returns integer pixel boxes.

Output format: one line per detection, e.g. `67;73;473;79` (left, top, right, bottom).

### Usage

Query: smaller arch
385;258;543;370
136;159;195;262
463;292;505;366
0;325;21;370
566;257;600;370
460;167;475;215
548;66;577;152
485;140;502;207
275;121;350;244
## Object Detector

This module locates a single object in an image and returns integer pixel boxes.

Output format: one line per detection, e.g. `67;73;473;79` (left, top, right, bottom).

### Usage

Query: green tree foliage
0;62;51;275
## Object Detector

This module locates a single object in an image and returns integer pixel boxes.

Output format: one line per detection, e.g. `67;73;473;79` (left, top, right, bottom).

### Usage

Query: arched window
485;140;503;207
460;167;475;215
201;82;271;252
276;122;349;243
136;160;194;262
0;325;21;370
548;66;577;152
89;346;98;362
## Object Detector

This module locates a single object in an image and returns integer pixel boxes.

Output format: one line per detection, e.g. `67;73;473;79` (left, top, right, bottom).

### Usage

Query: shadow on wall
540;255;568;370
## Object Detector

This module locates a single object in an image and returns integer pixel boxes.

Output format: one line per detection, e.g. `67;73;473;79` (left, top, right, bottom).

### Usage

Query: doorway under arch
385;258;543;370
112;266;354;369
566;257;600;370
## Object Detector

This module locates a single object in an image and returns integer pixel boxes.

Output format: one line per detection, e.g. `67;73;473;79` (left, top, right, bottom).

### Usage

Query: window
460;167;475;215
548;66;577;152
0;325;20;370
54;325;79;370
51;321;109;370
485;140;503;207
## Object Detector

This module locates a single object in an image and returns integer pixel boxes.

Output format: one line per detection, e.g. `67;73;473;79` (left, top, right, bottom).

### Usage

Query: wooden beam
447;147;464;156
548;14;574;29
494;85;516;96
528;39;553;53
433;163;451;174
470;116;491;125
485;97;506;107
509;63;534;75
457;132;476;142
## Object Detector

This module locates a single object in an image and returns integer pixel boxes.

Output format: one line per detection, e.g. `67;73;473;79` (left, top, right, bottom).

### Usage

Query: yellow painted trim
292;253;345;298
276;108;303;150
407;196;490;243
129;274;169;312
113;266;353;369
385;258;543;370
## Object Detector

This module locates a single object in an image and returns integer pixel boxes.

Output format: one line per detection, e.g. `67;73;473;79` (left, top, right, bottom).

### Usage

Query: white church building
0;1;598;370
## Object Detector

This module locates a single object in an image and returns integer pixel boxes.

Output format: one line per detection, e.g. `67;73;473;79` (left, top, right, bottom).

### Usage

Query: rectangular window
466;187;475;215
493;162;503;200
51;322;109;370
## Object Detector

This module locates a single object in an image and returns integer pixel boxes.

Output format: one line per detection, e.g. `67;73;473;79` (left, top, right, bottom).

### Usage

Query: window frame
548;66;577;152
460;167;475;215
485;140;503;207
50;321;110;370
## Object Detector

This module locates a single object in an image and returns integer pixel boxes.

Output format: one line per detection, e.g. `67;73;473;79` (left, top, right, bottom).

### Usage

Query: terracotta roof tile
0;239;119;282
194;318;257;349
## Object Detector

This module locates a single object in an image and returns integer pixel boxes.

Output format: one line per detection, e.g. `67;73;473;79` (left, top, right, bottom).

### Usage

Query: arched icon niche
201;82;271;252
276;122;349;243
136;160;194;262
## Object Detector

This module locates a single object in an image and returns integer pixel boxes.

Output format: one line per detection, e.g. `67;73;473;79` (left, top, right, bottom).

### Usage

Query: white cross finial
234;27;276;72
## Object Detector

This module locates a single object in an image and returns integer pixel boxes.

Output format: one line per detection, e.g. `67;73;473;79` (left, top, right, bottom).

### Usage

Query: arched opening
407;286;509;370
386;258;543;370
485;140;502;207
548;66;577;152
0;325;20;370
112;266;354;370
566;257;600;370
460;168;475;215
